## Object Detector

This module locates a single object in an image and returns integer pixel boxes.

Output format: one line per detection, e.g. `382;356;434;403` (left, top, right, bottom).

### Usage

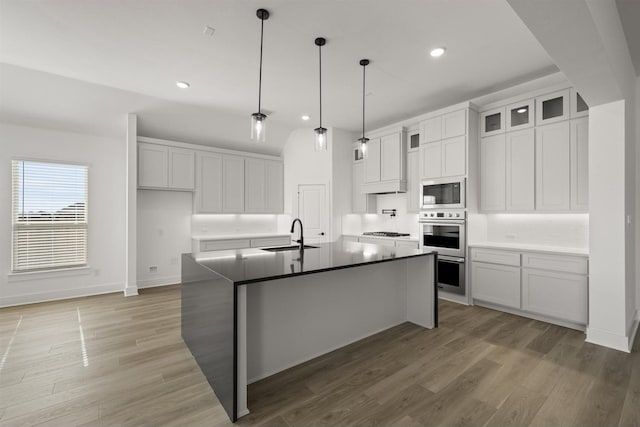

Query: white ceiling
0;0;561;153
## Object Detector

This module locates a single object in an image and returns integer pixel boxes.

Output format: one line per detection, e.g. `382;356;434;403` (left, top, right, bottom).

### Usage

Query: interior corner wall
282;128;332;237
330;128;355;241
0;122;126;306
636;75;640;314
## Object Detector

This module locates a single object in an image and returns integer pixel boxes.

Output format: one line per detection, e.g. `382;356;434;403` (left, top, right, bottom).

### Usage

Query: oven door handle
419;220;466;225
438;256;465;263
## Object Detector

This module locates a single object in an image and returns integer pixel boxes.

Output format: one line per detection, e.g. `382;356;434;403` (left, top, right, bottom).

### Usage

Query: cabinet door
380;133;401;181
195;152;223;213
536;121;570;211
359;237;396;247
168;148;195;190
471;262;521;309
265;160;284;213
570;118;589;210
421;116;442;144
506;129;535;211
222;155;245;212
480;134;506;211
406;150;420;213
536;89;570;126
442;110;466;139
352;162;376;213
420;142;442;179
570;88;589;119
522;268;587;324
506;99;534;132
138;143;168;188
480;107;505;137
441;136;466;177
363;138;381;183
244;158;265;213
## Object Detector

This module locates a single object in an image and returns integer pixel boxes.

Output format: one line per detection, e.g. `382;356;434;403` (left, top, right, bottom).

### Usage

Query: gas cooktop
362;231;411;237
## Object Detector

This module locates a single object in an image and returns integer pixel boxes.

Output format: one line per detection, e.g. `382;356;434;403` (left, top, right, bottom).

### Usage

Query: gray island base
181;240;437;422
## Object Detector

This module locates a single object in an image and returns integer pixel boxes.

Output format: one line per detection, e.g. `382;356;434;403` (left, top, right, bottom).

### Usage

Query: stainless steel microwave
420;178;465;210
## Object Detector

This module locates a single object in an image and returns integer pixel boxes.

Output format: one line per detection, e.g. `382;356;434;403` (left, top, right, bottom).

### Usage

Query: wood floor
1;286;639;427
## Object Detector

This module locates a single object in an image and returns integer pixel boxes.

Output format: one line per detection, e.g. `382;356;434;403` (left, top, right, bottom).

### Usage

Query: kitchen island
181;240;437;422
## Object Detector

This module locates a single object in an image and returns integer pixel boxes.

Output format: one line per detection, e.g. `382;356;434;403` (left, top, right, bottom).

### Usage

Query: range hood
362;180;407;194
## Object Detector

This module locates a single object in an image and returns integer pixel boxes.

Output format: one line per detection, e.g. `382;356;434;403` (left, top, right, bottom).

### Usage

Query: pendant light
251;8;269;143
314;37;327;151
358;59;370;157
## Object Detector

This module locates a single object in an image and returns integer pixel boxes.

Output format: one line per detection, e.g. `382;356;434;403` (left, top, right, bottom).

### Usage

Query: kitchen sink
261;245;319;252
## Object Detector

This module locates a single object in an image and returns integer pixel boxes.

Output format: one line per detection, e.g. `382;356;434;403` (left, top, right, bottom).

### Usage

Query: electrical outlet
149;265;158;273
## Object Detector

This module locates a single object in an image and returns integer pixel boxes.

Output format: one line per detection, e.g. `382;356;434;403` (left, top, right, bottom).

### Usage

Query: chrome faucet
290;218;304;251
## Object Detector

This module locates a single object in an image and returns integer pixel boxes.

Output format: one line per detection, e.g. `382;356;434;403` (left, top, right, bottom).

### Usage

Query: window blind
11;160;88;272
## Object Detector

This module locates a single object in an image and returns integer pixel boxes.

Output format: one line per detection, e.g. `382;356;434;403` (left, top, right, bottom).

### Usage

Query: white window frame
11;159;89;273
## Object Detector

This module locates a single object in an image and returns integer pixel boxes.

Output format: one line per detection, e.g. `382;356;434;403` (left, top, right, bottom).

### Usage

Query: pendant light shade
251;8;269;143
358;59;370;157
314;37;327;151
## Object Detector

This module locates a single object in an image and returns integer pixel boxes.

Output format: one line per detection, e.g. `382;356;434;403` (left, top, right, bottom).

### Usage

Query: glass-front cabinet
536;89;570;125
480;106;505;137
506;99;535;131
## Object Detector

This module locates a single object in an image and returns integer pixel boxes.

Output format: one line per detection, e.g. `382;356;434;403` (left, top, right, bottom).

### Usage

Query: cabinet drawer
522;252;587;275
522;268;587;324
201;239;251;251
395;240;419;249
359;237;396;247
250;236;291;248
470;248;520;266
471;262;521;309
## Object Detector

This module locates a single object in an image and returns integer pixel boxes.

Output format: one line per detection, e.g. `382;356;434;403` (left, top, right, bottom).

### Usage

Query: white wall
343;193;420;238
467;213;589;249
0;123;126;306
330;128;355;241
636;75;640;313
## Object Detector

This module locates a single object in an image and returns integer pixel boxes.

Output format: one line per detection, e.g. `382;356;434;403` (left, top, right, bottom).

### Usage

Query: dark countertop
190;240;435;285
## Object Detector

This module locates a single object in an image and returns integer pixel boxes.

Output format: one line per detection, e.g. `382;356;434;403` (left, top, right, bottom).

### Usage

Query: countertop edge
192;233;292;241
343;234;420;242
468;242;589;256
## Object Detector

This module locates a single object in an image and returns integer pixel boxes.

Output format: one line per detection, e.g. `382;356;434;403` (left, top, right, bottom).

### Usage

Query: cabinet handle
319;232;325;236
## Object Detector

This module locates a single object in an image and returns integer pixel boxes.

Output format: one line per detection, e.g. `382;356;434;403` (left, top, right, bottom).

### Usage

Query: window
11;160;88;272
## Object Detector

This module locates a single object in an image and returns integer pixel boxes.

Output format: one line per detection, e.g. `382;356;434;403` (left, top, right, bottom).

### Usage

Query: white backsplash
192;214;286;236
342;193;420;237
469;213;589;249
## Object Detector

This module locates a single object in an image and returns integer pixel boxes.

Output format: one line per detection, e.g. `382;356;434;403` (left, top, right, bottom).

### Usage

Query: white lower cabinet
359;236;396;247
342;235;419;249
471;246;588;329
471;262;521;309
522;268;588;324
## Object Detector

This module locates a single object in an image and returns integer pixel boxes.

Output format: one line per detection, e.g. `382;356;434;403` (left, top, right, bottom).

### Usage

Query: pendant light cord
258;16;264;114
361;63;366;139
319;43;322;128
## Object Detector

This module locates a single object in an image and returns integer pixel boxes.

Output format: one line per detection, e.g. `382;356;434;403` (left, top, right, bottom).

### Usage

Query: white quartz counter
343;234;420;243
469;241;589;256
192;233;291;241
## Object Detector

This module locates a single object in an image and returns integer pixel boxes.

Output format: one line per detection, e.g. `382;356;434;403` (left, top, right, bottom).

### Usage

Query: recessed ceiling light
517;107;528;113
176;81;190;89
430;47;446;58
301;115;310;121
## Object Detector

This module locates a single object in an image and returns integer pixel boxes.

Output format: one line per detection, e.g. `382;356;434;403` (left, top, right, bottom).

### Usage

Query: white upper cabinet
420;141;442;179
380;133;402;181
480;106;505;137
352;162;377;213
570;118;589;210
570;88;589;119
168;148;195;190
265;160;284;213
406;150;420;213
505;99;534;132
421;116;442;144
535;89;570;126
138;143;168;188
506;128;535;211
442;110;466;139
245;158;266;213
536;121;571;211
442;136;466;177
138;142;194;190
222;155;245;213
195;152;223;213
363;138;381;183
479;134;506;211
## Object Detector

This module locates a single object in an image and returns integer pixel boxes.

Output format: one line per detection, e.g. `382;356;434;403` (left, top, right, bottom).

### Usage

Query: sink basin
261;245;319;252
